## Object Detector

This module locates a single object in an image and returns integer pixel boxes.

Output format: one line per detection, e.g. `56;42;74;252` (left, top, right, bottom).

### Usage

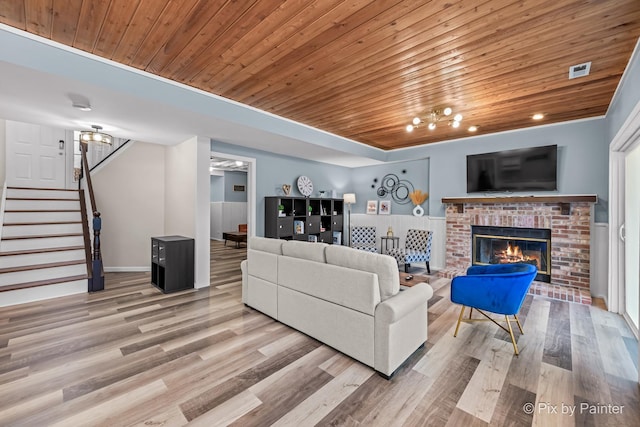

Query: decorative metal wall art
376;173;415;204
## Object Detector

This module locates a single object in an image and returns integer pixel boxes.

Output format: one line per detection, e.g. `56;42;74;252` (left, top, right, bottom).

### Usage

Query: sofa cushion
325;246;400;300
279;256;380;315
249;236;283;254
282;240;328;263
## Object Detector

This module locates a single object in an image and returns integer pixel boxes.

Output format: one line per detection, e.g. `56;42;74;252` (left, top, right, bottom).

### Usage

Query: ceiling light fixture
80;125;113;145
72;102;92;112
406;107;463;132
532;113;545;120
468;125;478;132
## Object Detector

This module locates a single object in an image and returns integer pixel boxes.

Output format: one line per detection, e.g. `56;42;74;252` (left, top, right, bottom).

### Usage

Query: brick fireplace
440;195;597;304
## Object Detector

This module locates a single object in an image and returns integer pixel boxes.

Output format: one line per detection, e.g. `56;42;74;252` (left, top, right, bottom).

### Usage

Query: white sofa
240;236;433;377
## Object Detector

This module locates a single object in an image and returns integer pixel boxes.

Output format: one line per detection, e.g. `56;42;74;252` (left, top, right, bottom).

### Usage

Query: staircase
0;187;88;307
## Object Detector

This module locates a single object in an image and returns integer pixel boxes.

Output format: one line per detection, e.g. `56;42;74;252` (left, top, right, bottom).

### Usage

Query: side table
380;236;399;254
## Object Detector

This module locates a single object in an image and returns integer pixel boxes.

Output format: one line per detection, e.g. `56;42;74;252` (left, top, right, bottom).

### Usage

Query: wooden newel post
89;211;105;291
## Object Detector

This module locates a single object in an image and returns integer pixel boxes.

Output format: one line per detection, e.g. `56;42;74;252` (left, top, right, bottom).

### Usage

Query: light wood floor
0;241;638;426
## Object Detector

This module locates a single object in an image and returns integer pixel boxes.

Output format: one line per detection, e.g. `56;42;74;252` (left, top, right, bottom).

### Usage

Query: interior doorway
209;151;256;241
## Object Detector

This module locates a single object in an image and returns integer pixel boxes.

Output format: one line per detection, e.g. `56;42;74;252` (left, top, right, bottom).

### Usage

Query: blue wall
387;119;609;222
350;158;429;215
214;118;611;228
210;175;224;202
224;171;248;202
210;140;352;236
607;42;640;141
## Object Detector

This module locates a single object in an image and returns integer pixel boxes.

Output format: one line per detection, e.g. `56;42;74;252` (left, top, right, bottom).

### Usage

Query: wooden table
399;273;430;287
223;232;247;248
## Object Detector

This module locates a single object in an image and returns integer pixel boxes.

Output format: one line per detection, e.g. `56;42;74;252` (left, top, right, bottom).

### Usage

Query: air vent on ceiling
568;62;591;79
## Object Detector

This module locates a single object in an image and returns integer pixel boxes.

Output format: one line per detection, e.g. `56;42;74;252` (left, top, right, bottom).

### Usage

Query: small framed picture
366;200;378;214
379;200;391;215
233;185;245;192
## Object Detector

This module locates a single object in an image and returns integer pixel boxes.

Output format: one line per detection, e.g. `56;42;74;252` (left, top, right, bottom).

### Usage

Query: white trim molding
210;151;257;238
608;98;640;313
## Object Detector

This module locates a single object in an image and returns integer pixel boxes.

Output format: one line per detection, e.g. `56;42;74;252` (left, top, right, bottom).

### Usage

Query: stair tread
0;275;88;292
0;259;85;274
6;197;79;201
5;209;81;213
1;233;83;240
3;221;82;226
0;246;86;256
8;187;78;192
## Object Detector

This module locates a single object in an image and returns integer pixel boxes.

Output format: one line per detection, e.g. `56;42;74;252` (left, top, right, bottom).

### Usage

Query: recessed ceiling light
406;124;414;132
468;125;478;132
532;113;545;120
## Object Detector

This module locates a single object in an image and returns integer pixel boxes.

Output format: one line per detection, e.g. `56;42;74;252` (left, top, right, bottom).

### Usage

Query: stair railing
79;142;104;292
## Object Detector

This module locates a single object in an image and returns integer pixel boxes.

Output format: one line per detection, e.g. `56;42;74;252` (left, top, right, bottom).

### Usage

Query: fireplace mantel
441;194;597;204
441;194;597;215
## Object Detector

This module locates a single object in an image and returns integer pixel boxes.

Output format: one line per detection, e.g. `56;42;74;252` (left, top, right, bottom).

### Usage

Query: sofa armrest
375;282;433;323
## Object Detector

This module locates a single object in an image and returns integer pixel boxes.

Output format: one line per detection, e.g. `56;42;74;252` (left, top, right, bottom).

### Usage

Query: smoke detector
568;62;591;79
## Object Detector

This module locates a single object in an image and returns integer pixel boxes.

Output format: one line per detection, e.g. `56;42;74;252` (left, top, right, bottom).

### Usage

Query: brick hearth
440;198;595;305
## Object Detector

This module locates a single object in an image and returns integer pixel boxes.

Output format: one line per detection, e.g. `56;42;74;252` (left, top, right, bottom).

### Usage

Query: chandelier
80;125;113;145
405;107;463;132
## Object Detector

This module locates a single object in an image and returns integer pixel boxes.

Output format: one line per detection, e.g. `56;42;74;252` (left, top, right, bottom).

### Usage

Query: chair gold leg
505;315;519;355
514;314;524;334
454;306;466;337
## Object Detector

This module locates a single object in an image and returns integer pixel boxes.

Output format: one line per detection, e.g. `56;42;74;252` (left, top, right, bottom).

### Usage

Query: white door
6;120;66;189
625;144;640;331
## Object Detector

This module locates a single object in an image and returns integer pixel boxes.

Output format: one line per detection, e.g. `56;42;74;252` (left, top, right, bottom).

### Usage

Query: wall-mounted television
467;144;558;193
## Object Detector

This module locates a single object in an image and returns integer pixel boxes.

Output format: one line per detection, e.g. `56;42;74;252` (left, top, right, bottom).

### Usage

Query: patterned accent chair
388;229;433;273
351;226;378;253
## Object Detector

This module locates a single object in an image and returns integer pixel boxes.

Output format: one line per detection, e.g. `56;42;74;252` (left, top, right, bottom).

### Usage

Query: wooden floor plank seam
0;241;637;426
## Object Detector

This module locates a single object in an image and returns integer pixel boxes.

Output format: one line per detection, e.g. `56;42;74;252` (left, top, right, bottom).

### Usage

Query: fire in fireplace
471;225;551;282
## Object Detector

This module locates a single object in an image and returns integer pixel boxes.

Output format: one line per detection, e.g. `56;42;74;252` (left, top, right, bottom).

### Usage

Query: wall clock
297;175;314;197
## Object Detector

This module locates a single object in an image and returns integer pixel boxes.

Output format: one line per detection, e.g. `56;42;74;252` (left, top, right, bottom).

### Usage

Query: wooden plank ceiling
2;0;640;150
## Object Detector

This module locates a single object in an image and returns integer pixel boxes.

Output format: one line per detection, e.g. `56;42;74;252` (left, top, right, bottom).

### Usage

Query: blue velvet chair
450;263;537;355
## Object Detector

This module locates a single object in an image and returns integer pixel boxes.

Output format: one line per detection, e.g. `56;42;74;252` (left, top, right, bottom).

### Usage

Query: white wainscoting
210;202;248;240
349;214;446;271
350;214;608;291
